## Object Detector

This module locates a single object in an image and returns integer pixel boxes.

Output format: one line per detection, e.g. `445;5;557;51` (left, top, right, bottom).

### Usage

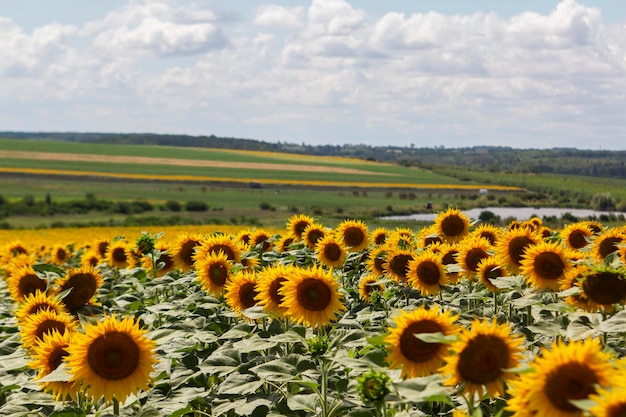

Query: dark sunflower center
373;256;386;274
582;272;626;305
56;249;68;261
112;248;128;263
36;320;67;341
534;252;565;280
49;346;69;371
88;331;140;380
457;334;509;385
180;240;200;266
465;248;489;272
157;253;174;270
239;283;258;309
544;362;599;412
19;274;47;298
323;244;342;262
208;263;228;286
441;216;465;237
599;237;622;259
388;254;413;280
297;278;332;311
29;303;54;316
568;230;589;249
508;236;534;266
61;273;98;311
483;266;504;284
98;242;109;258
294;221;310;237
307;230;325;246
606;403;626;417
399;320;443;363
479;232;497;246
416;261;441;285
374;233;387;245
269;277;287;304
344;227;365;248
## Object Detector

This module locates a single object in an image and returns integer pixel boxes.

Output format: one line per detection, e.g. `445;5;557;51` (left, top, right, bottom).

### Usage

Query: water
380;207;624;222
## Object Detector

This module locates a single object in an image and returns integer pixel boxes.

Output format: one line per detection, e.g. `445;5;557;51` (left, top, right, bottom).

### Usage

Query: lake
380;207;624;222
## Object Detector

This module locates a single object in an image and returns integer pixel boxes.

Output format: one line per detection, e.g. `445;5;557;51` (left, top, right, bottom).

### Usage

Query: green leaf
599;310;626;333
166;405;194;417
287;393;319;413
33;263;66;276
233;334;279;353
414;332;457;344
38;362;72;383
136;406;162;417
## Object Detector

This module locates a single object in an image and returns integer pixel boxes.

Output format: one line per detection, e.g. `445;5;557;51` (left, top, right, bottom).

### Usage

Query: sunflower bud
357;369;391;404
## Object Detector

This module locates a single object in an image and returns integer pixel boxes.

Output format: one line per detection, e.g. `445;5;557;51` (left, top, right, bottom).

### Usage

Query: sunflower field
1;210;626;417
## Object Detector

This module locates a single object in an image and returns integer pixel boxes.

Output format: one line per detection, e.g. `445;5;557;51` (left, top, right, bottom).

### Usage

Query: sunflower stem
113;397;120;415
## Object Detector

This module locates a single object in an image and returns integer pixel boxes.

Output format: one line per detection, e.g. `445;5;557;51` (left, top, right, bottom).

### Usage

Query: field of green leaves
1;210;626;416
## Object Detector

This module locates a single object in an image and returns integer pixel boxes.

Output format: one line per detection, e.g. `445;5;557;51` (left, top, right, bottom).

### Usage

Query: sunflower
477;258;509;293
239;254;261;271
588;383;626;417
471;224;502;247
383;248;415;283
302;223;328;250
495;228;541;274
29;329;78;401
335;219;369;252
105;240;133;269
65;315;157;404
440;318;524;399
316;234;348;268
81;248;102;268
434;208;470;243
358;274;385;303
277;235;296;253
519;241;572;290
92;238;110;259
279;265;346;328
560;222;594;252
524;338;616;417
406;251;447;296
456;237;493;280
387;227;415;248
249;229;273;253
194;234;242;263
6;264;48;303
172;233;204;272
53;266;104;313
49;245;70;265
370;227;389;246
142;243;175;277
224;271;259;318
5;240;29;258
439;243;461;284
385;306;459;378
416;225;443;248
366;246;388;277
591;228;625;262
14;289;66;325
20;309;78;350
286;214;315;241
255;264;293;317
234;229;252;248
194;250;233;296
580;266;626;311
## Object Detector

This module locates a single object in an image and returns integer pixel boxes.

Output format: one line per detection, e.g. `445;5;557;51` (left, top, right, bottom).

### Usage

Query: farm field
0;138;522;229
1;210;626;416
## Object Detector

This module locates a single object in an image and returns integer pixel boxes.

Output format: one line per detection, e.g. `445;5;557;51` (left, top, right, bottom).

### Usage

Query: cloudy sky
1;0;625;150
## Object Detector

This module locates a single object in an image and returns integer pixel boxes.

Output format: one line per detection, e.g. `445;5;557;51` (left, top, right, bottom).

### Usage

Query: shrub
185;201;208;212
165;200;182;212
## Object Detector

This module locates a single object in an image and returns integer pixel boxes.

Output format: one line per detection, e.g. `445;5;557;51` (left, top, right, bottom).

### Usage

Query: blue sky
1;0;625;149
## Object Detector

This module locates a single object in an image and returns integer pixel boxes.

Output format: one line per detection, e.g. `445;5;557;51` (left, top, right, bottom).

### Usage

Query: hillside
2;131;625;179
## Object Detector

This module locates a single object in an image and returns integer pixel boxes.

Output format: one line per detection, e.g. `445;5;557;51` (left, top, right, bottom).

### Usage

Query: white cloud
254;5;304;29
0;0;625;149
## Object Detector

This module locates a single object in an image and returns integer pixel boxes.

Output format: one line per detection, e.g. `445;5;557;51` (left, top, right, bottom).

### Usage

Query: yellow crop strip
0;167;522;191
